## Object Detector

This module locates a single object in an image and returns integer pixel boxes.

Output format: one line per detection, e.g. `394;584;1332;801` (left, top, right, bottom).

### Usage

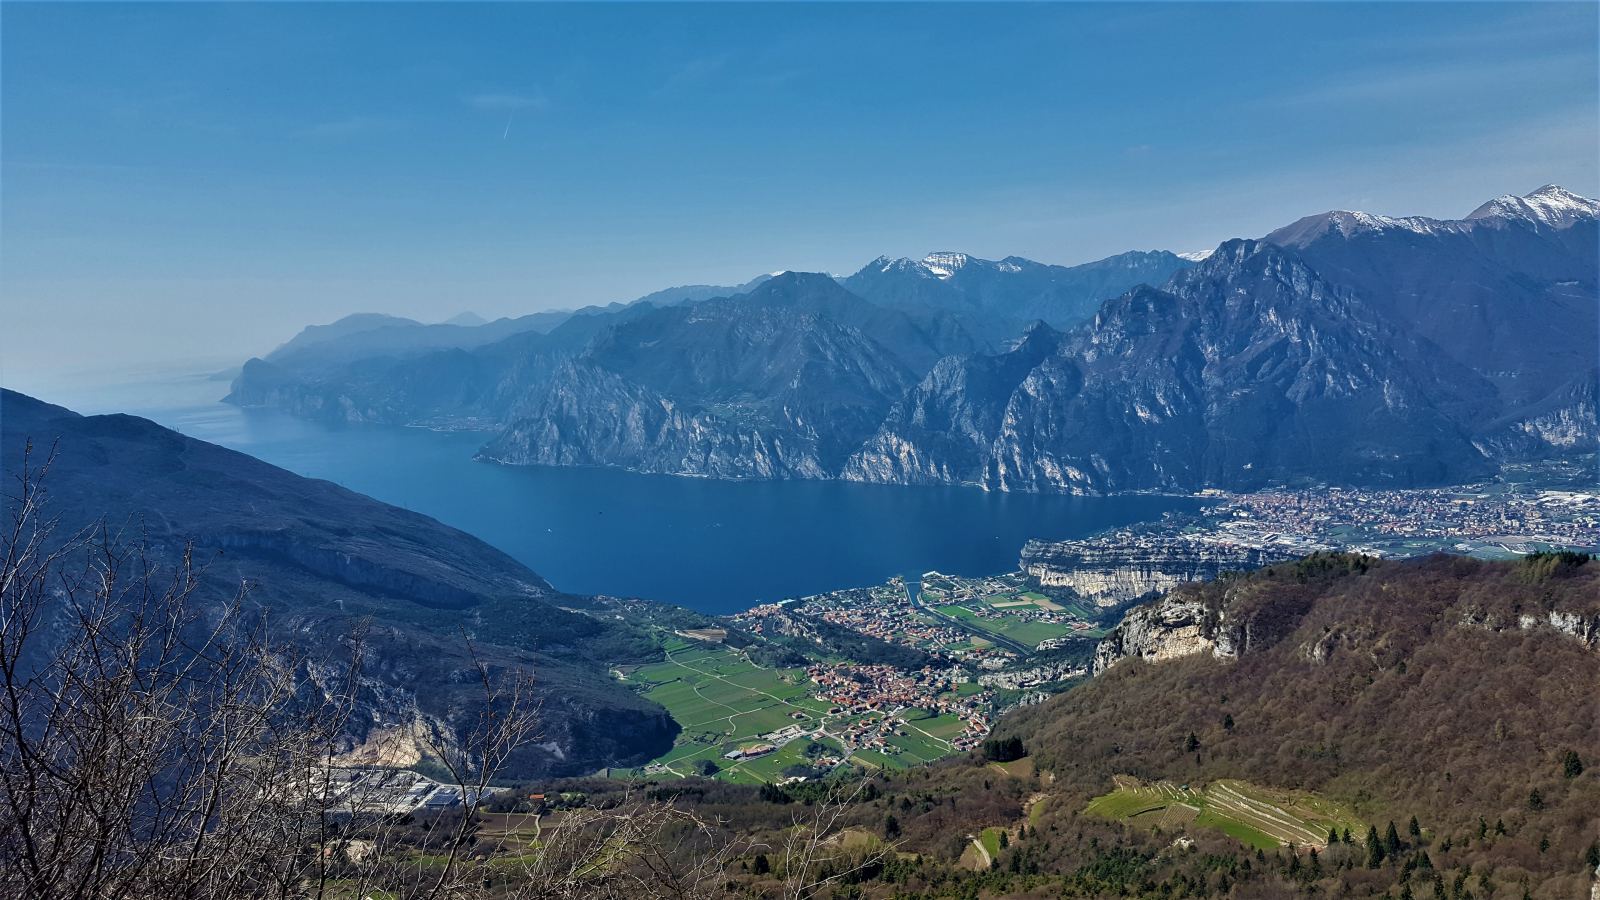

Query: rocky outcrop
1021;532;1286;608
1456;605;1600;653
979;659;1089;689
1092;594;1217;675
1092;553;1600;681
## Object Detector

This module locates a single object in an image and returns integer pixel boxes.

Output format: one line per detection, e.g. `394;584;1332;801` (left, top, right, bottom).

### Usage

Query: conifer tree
1366;826;1386;868
1409;815;1422;841
1386;820;1402;853
1563;749;1584;778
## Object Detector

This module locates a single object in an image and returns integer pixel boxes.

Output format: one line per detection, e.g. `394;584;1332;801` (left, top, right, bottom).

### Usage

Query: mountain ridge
0;387;679;777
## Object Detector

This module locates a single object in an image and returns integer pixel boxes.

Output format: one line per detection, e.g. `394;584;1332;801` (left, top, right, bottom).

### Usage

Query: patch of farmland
1084;776;1361;850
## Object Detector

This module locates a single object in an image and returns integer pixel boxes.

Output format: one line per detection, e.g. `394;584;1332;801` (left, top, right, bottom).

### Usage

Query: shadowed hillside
0;388;678;776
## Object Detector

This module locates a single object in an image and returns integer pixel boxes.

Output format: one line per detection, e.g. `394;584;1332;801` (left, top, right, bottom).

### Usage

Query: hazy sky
3;2;1597;395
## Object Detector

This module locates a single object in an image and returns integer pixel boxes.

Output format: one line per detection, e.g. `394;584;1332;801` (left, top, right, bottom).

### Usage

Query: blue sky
3;2;1597;392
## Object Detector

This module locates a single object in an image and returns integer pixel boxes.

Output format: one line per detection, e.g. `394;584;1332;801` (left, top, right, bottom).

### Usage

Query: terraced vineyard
1085;776;1363;850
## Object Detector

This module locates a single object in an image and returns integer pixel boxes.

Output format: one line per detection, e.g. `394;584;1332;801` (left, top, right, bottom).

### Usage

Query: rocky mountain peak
920;251;971;278
1465;184;1598;228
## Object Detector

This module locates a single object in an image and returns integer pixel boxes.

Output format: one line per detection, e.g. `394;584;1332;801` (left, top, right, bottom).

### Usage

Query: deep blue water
63;374;1200;614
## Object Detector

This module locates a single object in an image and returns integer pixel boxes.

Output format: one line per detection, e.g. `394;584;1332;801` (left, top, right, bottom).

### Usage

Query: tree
1409;816;1422;841
1366;826;1386;868
1385;821;1402;853
1562;749;1584;779
779;778;890;900
0;454;735;900
883;814;900;839
1327;827;1339;847
1185;732;1201;752
1222;713;1234;732
1527;788;1544;811
981;736;1025;762
752;854;771;876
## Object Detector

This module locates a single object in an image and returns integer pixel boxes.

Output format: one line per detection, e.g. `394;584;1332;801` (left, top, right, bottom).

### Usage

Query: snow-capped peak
1465;184;1598;228
1176;249;1214;262
920;252;970;279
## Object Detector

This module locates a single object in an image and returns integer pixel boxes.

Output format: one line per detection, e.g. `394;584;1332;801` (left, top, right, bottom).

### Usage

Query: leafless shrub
778;777;892;900
0;444;740;899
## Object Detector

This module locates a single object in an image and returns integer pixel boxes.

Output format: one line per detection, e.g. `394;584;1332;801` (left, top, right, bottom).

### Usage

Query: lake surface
62;374;1201;614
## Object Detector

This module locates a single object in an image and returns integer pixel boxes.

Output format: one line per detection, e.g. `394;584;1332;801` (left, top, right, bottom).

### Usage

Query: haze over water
61;374;1200;614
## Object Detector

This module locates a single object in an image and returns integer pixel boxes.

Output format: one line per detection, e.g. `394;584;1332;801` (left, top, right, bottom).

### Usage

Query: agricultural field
933;601;1079;649
1085;776;1363;850
917;570;1107;649
622;638;828;779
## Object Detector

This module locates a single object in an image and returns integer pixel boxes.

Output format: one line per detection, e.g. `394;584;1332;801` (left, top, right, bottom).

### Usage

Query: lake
61;373;1201;614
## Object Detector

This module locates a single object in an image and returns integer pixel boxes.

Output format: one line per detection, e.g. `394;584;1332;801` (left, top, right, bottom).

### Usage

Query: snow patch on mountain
921;252;971;278
1466;184;1599;229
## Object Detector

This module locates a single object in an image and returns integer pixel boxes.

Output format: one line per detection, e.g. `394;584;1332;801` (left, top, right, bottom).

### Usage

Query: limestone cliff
1022;532;1285;608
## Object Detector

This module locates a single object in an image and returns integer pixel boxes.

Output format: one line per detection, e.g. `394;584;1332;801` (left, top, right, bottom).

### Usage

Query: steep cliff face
479;275;932;477
479;360;836;479
1091;594;1217;674
850;240;1497;493
1021;532;1286;608
1474;368;1599;460
842;323;1065;486
1267;184;1599;419
1090;553;1600;678
230;187;1597;492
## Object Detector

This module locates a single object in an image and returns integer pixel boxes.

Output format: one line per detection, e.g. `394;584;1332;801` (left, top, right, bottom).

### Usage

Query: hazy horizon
4;2;1597;395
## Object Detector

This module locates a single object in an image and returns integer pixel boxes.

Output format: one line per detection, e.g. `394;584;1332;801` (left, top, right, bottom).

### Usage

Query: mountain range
228;186;1598;493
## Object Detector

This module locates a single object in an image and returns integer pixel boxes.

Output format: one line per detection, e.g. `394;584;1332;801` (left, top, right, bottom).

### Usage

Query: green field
902;709;968;741
1085;777;1362;850
935;603;1077;649
624;639;829;779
